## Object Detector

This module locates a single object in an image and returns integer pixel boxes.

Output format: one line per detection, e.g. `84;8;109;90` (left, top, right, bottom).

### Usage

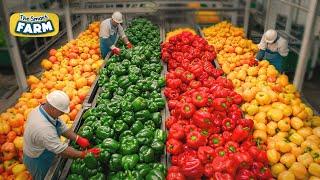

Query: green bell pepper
100;90;112;100
144;120;155;130
128;73;140;83
135;110;151;122
136;163;152;177
84;115;97;123
119;136;139;155
78;126;93;140
152;112;162;127
84;167;103;178
109;154;123;172
100;115;114;126
154;129;167;143
132;97;147;111
146;169;165;180
112;120;129;134
139;146;155;163
67;174;84;180
120;111;135;126
84;153;99;169
130;121;144;134
122;59;131;68
148;102;158;112
70;159;85;175
136;128;154;145
158;77;165;88
118;76;132;89
119;130;134;141
128;65;141;74
98;149;110;163
151;163;166;175
120;100;132;111
101;138;119;153
89;172;105;180
113;64;126;76
121;154;139;170
106;102;121;117
151;140;164;154
115;87;126;96
123;170;143;180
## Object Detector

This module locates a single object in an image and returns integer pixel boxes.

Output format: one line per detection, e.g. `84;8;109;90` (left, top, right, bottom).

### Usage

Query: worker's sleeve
118;25;126;39
258;35;267;50
57;119;68;134
256;50;265;60
100;23;111;38
41;128;68;154
278;39;289;57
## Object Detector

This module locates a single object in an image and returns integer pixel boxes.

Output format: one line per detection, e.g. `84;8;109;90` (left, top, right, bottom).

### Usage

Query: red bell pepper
180;103;196;119
204;163;214;177
252;162;272;180
225;141;239;154
211;156;226;172
165;116;177;129
197;146;215;164
236;169;255;180
215;147;227;157
232;93;243;105
248;146;259;158
167;171;186;180
184;124;199;134
213;98;228;111
171;155;179;166
166;138;183;155
192;110;212;129
192;91;208;108
186;130;207;149
189;80;202;89
168;100;179;110
168;166;180;174
233;152;253;169
164;87;180;100
168;123;185;140
180;155;204;177
207;94;215;107
238;119;254;130
222;131;232;142
224;156;240;176
222;118;236;131
232;125;250;143
167;79;182;89
214;172;233;180
182;71;195;83
174;67;185;78
208;134;224;148
256;150;268;164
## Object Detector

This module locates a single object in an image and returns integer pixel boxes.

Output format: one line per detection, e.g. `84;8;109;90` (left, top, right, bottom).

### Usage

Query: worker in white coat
256;29;289;72
23;90;100;180
99;11;132;59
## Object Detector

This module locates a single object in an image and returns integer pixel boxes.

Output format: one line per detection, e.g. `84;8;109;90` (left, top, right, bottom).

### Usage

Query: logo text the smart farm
10;12;59;37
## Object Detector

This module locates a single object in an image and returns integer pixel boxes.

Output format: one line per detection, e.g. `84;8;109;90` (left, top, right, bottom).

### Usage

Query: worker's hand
76;135;90;148
126;42;133;49
112;47;121;55
81;148;101;158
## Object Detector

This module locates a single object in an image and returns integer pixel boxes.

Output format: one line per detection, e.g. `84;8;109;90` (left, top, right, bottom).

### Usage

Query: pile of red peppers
162;32;272;180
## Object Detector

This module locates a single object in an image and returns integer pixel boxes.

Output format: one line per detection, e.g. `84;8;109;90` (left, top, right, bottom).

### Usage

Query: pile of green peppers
67;18;166;180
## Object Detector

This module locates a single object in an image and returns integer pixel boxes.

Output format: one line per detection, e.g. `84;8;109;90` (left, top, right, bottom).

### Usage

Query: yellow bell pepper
301;140;319;152
288;162;308;179
0;175;3;180
289;133;304;145
266;121;277;136
297;153;314;168
307;135;320;145
278;118;291;132
308;163;320;177
12;164;26;176
311;116;320;127
311;150;320;163
15;171;31;180
276;140;292;153
278;170;295;180
313;127;320;138
254;122;267;131
267;149;280;164
13;136;23;151
310;176;320;180
3;159;18;171
290;117;304;130
253;129;267;143
280;153;296;168
297;127;313;138
271;163;286;178
291;146;303;157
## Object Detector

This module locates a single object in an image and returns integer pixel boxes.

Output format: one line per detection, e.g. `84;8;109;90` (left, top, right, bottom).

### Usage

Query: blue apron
100;30;118;59
23;106;63;180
